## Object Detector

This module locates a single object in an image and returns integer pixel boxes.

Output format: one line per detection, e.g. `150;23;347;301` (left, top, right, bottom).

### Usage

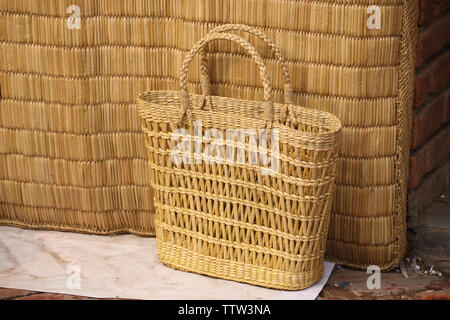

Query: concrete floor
1;190;449;300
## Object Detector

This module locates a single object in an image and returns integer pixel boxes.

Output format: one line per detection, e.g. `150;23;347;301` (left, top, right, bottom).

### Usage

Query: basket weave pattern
0;0;417;269
137;31;341;289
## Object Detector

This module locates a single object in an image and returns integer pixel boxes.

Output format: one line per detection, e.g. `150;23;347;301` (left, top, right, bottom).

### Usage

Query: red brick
409;126;450;188
420;291;450;300
419;0;438;26
445;90;450;124
411;93;446;149
419;0;450;26
436;0;450;19
430;50;450;94
416;13;450;67
0;288;37;299
14;292;96;300
319;286;361;300
414;67;431;108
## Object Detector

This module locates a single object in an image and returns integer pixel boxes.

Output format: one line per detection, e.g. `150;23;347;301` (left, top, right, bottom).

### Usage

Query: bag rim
137;90;342;139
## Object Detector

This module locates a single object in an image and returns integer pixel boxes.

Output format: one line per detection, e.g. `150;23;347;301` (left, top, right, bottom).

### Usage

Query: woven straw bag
137;30;341;290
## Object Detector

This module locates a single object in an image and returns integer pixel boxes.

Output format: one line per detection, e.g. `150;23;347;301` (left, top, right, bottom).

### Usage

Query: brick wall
408;0;450;219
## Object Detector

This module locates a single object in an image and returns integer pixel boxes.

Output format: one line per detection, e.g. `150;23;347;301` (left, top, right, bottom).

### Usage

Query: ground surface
1;190;449;300
319;188;450;300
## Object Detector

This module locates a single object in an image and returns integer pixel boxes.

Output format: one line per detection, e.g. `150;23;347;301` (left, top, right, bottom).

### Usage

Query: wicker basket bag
137;31;341;290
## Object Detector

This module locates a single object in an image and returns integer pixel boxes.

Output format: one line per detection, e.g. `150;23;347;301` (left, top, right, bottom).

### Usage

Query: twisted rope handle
200;24;294;105
179;32;274;127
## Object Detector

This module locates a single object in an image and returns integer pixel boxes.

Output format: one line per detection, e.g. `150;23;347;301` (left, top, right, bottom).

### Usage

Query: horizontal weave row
0;62;399;98
0;203;155;235
1;0;403;36
0;97;397;128
1;16;402;66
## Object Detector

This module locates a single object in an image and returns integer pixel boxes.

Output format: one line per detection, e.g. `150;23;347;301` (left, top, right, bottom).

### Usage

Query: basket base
156;239;324;291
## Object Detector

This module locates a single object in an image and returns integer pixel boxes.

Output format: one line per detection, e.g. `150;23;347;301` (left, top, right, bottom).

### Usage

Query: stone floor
318;258;449;300
1;190;448;300
319;188;450;300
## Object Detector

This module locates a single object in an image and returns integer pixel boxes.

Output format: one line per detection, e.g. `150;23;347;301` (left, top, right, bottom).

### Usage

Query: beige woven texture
0;0;417;270
137;31;341;289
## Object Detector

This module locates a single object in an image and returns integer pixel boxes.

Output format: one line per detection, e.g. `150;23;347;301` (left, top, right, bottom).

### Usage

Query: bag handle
199;24;294;105
179;32;275;127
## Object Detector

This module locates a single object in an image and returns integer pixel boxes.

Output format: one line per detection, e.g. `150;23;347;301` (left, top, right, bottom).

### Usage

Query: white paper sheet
0;226;334;300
